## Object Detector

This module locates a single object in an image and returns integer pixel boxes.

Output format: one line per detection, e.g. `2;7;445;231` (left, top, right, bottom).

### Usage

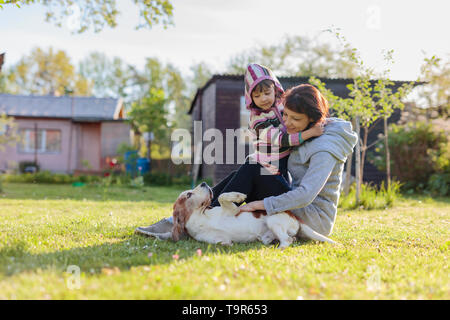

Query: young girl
244;63;323;182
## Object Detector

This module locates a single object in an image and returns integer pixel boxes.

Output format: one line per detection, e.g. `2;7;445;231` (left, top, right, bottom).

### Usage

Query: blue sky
0;0;449;81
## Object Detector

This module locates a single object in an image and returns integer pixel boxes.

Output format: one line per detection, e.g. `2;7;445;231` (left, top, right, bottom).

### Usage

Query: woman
239;84;358;236
135;84;357;238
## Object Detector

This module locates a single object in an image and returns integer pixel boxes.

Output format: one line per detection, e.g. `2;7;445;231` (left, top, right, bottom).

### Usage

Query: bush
0;171;149;187
143;171;172;186
427;173;450;196
339;181;402;210
427;137;450;196
18;161;40;173
2;171;105;185
172;175;192;187
129;176;145;188
371;121;448;194
142;171;195;187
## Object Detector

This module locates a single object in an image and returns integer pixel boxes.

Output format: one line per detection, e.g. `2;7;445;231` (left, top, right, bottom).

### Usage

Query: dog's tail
299;223;338;245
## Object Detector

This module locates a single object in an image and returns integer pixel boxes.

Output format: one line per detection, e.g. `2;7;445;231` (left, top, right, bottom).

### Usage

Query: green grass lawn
0;182;449;300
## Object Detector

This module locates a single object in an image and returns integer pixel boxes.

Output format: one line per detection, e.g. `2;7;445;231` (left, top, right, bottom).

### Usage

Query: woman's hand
238;200;265;213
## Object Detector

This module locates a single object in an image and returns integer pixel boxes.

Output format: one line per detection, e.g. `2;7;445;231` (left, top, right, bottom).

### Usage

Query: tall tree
310;29;414;204
189;62;213;91
3;47;92;96
416;54;450;118
0;113;19;151
127;87;168;160
0;0;174;33
78;52;134;100
125;58;187;159
226;35;358;78
165;63;190;130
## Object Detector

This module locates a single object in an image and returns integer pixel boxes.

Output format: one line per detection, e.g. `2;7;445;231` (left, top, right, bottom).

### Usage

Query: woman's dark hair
283;84;329;125
249;79;282;109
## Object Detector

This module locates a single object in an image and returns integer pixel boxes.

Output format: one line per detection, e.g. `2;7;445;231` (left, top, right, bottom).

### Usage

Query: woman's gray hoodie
263;118;358;236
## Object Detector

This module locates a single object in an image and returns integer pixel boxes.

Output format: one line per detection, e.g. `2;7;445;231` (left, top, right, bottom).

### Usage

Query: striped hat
244;63;284;110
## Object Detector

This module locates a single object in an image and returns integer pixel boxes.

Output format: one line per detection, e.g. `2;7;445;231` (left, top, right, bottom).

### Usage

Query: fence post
355;116;361;206
384;116;391;188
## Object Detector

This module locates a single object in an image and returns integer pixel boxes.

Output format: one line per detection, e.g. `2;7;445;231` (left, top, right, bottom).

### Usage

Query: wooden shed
188;75;413;185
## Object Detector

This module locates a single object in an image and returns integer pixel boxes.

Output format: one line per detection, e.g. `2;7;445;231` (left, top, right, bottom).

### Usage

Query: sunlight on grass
0;183;449;299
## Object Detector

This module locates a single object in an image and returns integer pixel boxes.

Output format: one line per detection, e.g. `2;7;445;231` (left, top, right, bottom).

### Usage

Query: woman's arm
262;151;337;214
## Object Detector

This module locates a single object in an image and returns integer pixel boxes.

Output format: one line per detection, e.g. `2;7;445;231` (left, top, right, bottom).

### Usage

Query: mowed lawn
0;182;448;300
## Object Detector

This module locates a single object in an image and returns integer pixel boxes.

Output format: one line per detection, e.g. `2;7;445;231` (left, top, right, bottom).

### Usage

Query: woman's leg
138;169;238;230
210;161;262;207
210;170;237;204
246;171;291;203
209;160;292;207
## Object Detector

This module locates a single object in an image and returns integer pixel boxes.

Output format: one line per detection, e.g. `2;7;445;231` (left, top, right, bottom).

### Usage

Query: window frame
17;128;62;154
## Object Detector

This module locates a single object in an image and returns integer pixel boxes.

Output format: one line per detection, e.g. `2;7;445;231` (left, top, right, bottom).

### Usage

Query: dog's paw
219;192;247;203
260;230;276;245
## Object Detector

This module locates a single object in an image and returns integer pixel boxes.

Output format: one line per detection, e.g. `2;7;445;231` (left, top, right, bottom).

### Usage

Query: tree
3;47;93;96
127;87;168;161
415;54;450;119
373;62;414;188
0;0;173;33
78;52;134;100
310;28;414;205
165;63;190;130
122;58;185;160
189;62;213;91
0;113;19;152
226;34;359;78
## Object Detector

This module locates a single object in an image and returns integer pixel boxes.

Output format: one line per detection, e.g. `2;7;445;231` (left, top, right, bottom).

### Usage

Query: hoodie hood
244;63;284;110
296;118;358;162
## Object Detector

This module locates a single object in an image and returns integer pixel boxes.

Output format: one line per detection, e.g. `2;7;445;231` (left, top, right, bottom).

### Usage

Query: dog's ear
171;198;187;242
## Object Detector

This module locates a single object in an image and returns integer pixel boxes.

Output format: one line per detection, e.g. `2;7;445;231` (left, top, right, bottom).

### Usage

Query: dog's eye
186;192;192;198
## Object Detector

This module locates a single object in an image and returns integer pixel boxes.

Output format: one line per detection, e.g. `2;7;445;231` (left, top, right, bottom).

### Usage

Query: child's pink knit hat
244;63;284;110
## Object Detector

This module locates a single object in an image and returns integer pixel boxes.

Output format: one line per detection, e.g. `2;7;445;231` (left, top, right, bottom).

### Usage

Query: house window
18;129;61;153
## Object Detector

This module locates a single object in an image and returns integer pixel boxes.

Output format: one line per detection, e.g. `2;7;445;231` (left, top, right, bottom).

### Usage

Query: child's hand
311;123;325;137
301;123;324;141
260;162;280;175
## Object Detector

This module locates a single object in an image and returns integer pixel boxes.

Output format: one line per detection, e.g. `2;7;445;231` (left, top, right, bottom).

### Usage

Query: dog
170;182;338;249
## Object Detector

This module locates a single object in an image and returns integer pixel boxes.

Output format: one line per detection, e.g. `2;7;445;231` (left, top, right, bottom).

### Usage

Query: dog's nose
200;182;207;188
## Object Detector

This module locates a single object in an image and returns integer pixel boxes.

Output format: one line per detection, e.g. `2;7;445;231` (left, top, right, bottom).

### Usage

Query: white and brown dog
169;182;337;249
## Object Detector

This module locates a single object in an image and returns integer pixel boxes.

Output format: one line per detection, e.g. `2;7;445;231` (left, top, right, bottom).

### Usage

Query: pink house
0;94;131;174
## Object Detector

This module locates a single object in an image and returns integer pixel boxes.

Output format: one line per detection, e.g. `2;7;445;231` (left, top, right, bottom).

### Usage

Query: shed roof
0;94;124;121
188;74;422;114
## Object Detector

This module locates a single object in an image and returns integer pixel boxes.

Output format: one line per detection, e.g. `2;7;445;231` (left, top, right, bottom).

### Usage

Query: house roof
0;94;125;121
188;74;423;114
